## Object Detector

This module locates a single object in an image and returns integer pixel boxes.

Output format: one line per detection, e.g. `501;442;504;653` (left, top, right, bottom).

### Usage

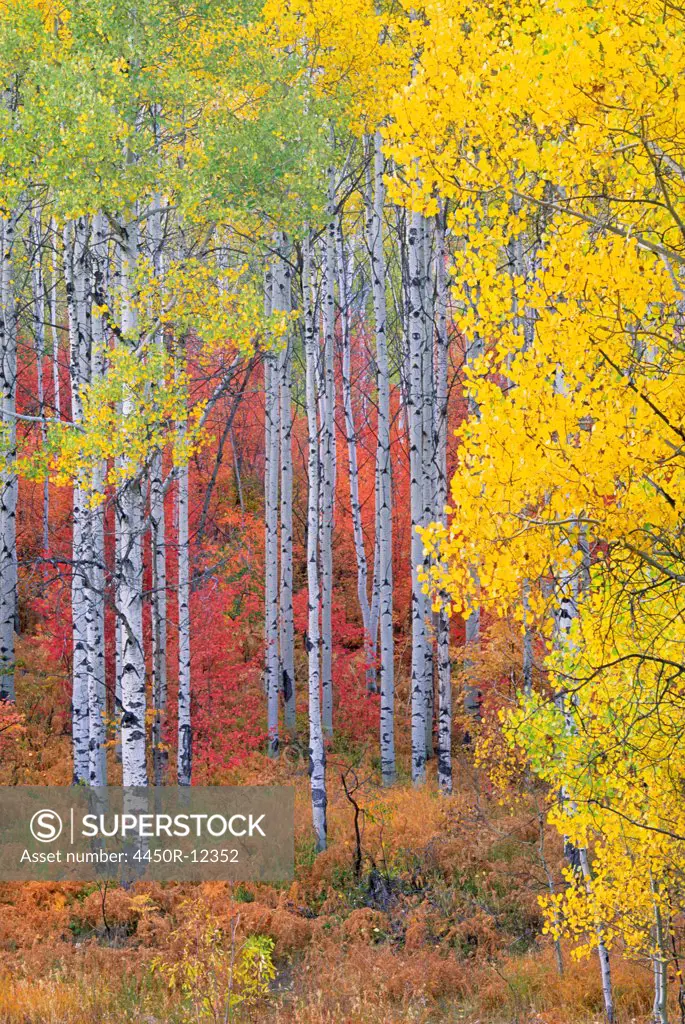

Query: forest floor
0;639;663;1024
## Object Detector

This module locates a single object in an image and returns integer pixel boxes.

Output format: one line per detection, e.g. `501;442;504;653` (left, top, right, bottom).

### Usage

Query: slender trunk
434;207;452;793
64;219;92;783
304;234;327;850
114;510;123;763
264;264;280;755
407;210;429;784
578;848;615;1024
651;879;669;1024
554;509;613;1022
149;197;168;786
112;240;123;764
30;211;49;552
421;217;435;759
118;217;148;787
338;214;375;693
50;217;61;419
88;489;107;788
320;169;337;737
274;235;296;736
88;212;108;787
463;324;483;720
177;455;191;786
0;213;18;702
366;133;395;785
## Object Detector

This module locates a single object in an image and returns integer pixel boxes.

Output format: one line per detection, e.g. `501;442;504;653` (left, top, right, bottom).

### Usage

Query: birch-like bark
176;454;191;786
578;848;615;1023
0;213;18;702
274;234;296;736
304;234;327;851
434;207;452;793
87;212;108;787
320;169;337;737
64;219;91;783
112;237;123;763
114;508;123;763
49;217;61;419
407;209;429;784
463;325;483;719
30;211;49;552
366;133;395;785
338;213;375;692
421;216;435;758
552;503;614;1022
650;879;669;1024
118;216;148;787
264;263;280;756
148;196;168;785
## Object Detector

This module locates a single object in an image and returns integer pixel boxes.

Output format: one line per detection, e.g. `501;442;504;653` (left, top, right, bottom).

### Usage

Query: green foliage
151;903;275;1022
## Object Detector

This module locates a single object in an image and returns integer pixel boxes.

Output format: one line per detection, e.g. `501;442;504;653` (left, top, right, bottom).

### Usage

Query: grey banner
0;787;294;882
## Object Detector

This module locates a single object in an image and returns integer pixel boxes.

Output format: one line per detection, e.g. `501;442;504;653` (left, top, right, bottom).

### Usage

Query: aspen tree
338;212;376;693
117;214;148;787
274;233;296;736
407;209;429;784
176;399;191;786
29;209;49;552
64;218;91;784
263;260;280;755
148;195;168;785
0;212;18;703
304;234;327;850
421;216;436;758
88;212;108;787
320;167;337;737
365;132;395;786
49;218;61;420
433;206;452;793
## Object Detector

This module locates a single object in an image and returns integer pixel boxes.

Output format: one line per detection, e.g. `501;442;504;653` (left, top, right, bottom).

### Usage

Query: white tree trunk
88;211;108;787
578;848;615;1023
264;263;280;755
148;197;168;785
407;209;429;784
49;217;61;419
434;207;452;793
366;133;395;785
0;213;18;702
320;172;337;737
118;217;148;787
64;219;92;783
304;234;327;850
553;501;614;1022
421;216;436;758
338;214;375;693
114;504;123;763
463;324;484;720
274;234;296;736
650;879;669;1024
30;210;49;552
176;455;191;785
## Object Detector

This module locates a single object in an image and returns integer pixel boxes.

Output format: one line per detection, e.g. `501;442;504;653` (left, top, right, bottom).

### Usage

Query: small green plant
151;902;275;1022
233;884;254;904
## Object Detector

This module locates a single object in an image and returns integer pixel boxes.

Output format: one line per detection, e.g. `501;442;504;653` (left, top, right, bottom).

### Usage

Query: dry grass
0;765;670;1023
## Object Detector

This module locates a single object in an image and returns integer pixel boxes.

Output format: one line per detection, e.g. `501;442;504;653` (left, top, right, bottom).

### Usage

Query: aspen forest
1;0;685;1021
